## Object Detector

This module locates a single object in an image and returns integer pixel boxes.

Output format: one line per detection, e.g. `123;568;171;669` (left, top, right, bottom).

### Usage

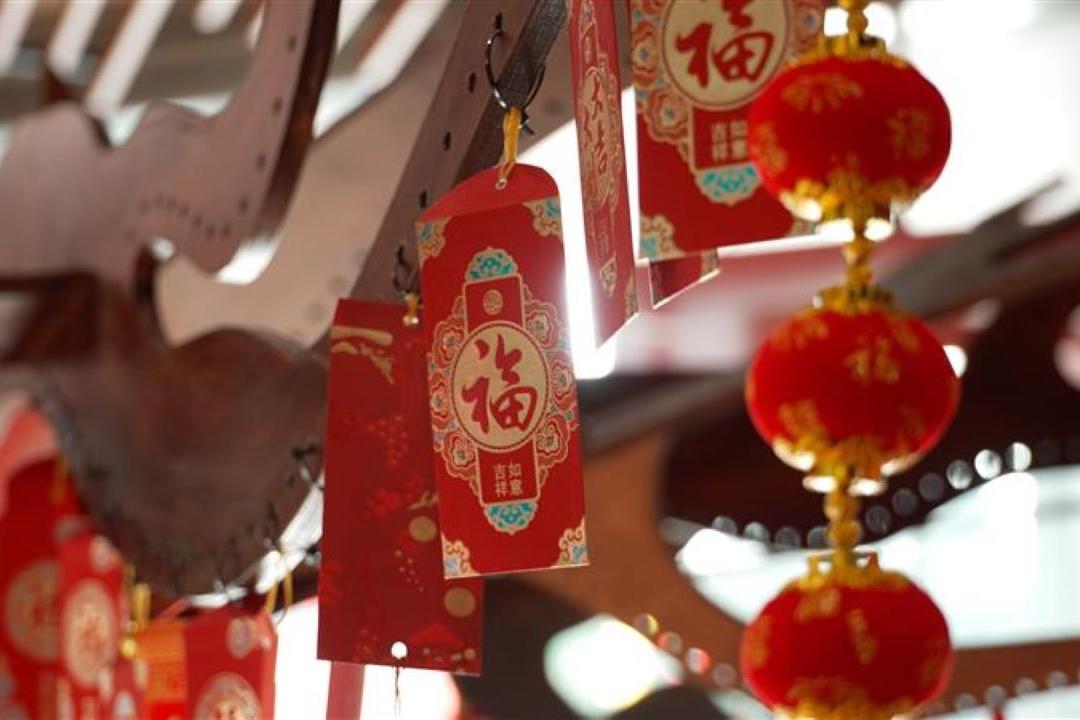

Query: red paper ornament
746;300;959;493
748;52;951;231
741;556;953;720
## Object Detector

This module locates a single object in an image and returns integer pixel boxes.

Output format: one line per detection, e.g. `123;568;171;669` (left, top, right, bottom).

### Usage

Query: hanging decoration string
496;105;522;189
120;565;151;660
263;552;294;620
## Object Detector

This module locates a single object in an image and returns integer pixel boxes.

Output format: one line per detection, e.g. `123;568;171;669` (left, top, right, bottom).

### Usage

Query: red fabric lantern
741;557;953;719
748;52;951;229
746;301;959;493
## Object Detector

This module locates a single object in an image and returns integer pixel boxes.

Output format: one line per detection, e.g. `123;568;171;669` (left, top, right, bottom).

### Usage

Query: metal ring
484;27;545;135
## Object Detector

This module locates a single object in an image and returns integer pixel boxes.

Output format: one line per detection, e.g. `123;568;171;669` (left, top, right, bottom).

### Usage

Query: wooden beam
348;0;567;303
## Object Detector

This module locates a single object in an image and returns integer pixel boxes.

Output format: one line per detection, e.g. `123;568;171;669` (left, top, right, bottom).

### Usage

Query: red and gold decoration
745;0;959;493
319;299;484;674
746;301;959;494
57;531;126;719
0;457;83;719
741;3;957;717
568;0;637;344
417;117;586;577
747;0;951;234
741;553;953;719
185;606;277;720
630;0;825;263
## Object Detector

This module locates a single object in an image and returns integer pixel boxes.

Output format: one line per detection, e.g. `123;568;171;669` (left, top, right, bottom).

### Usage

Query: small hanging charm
417;104;587;577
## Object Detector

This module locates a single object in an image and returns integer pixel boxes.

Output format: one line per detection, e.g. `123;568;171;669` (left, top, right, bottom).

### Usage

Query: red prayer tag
0;458;83;720
319;299;483;674
138;620;187;719
185;606;277;720
630;0;824;259
57;531;125;720
648;251;720;307
568;0;638;344
417;165;588;578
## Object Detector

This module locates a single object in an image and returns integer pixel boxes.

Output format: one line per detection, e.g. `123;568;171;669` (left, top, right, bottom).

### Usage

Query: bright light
676;528;768;576
900;0;1036;46
360;664;460;719
520;118;617;379
944;344;968;377
544;615;681;717
192;0;244;34
824;2;897;45
979;471;1038;521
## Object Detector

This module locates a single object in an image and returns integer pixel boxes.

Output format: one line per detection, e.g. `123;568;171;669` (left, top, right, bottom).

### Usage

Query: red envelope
185;606;276;720
56;531;125;719
318;299;484;674
569;0;638;345
0;458;83;720
417;165;588;577
631;0;825;259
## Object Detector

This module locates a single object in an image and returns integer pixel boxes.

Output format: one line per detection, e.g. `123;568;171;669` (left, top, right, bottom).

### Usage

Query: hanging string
402;292;420;328
121;565;151;660
842;219;875;289
393;666;402;716
496;106;522;190
263;552;294;621
839;0;870;48
824;469;862;568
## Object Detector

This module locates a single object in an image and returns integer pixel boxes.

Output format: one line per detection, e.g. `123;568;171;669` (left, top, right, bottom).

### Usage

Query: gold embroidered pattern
750;121;788;176
845;609;878;665
416;217;449;265
743;615;772;670
330;325;395;384
552;518;589;567
795;587;841;621
888;107;932;161
441;536;476;578
640;213;677;259
844;335;900;385
781;73;864;113
770;310;829;351
523;199;562;238
780;677;915;720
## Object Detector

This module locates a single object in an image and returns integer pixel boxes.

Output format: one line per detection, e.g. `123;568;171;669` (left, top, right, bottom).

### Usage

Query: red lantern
748;52;951;232
746;300;959;494
741;556;953;720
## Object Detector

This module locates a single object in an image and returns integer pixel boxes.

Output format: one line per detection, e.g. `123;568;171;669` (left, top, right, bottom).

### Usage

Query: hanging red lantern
747;15;950;233
741;555;953;720
746;298;959;494
748;54;950;230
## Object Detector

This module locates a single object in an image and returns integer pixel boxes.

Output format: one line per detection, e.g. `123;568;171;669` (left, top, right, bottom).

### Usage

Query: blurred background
1;0;1079;717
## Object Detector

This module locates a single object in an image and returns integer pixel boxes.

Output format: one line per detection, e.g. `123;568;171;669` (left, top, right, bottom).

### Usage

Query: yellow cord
496;106;522;189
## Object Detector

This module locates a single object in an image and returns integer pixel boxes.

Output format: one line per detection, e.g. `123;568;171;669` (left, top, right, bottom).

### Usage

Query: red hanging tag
630;0;824;260
319;299;483;674
0;458;83;719
568;0;638;344
185;606;277;720
648;251;720;307
418;164;588;577
57;530;125;719
138;620;187;719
